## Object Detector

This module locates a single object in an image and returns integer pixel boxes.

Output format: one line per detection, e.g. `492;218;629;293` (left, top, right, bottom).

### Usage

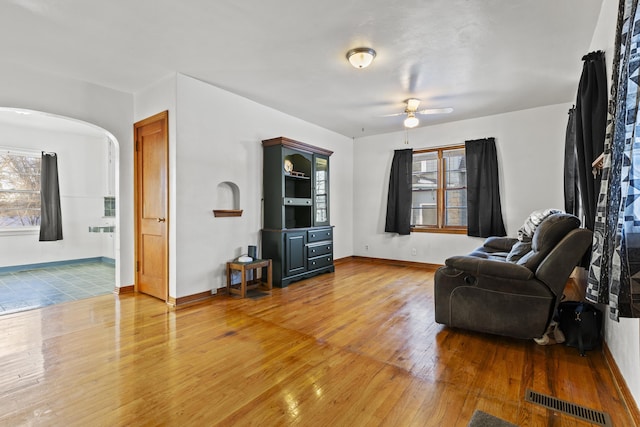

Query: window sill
0;227;39;236
411;227;467;235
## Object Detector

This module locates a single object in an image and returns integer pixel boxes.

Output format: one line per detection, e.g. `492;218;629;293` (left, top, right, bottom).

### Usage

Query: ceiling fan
384;98;453;128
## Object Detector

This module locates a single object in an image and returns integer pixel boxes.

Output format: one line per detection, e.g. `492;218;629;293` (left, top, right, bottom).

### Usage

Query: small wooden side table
226;258;272;298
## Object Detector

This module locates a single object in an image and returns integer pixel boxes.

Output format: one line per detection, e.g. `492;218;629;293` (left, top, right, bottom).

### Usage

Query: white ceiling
0;0;604;138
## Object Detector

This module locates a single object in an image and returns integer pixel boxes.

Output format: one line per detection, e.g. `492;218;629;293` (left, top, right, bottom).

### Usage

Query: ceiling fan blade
379;112;405;117
417;107;454;115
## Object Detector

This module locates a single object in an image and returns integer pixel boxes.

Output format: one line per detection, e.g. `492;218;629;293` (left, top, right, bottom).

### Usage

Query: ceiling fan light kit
381;98;453;129
405;98;421;111
404;112;419;128
346;47;376;69
403;99;421;128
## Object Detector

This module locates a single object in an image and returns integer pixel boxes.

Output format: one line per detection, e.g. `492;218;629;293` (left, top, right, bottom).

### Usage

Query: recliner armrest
445;256;534;281
482;236;518;252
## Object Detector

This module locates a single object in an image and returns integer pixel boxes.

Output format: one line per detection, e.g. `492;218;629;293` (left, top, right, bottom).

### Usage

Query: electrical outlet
411;248;417;256
365;245;369;251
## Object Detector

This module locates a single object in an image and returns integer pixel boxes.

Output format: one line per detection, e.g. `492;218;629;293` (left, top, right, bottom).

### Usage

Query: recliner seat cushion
506;241;531;263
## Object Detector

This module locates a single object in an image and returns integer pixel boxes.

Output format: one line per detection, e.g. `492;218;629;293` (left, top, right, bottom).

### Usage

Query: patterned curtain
587;0;640;320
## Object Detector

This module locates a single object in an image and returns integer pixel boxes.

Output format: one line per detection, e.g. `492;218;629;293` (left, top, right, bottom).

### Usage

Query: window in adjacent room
411;145;467;233
0;149;41;228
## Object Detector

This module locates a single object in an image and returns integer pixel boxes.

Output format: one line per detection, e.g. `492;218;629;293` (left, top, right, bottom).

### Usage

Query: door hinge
136;261;140;272
135;140;139;151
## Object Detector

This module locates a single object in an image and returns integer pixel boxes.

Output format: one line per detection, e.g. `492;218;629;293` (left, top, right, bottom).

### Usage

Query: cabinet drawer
283;197;312;206
307;243;333;258
308;255;333;270
308;228;332;243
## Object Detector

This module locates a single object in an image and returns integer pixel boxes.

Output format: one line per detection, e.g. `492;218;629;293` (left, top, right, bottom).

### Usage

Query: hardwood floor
0;259;634;426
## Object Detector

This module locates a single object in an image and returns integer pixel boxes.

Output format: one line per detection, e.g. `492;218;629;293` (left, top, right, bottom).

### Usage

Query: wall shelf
213;209;243;217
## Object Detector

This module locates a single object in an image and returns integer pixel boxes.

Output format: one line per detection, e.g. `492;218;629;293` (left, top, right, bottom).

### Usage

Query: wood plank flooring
0;259;634;426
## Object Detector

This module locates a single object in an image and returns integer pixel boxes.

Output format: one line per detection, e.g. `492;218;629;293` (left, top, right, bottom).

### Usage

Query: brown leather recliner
434;213;593;339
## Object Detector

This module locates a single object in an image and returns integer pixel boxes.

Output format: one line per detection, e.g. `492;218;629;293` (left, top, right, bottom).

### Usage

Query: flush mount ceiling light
346;47;376;69
404;112;419;128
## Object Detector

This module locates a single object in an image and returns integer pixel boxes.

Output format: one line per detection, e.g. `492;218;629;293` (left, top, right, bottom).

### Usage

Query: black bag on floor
556;301;602;356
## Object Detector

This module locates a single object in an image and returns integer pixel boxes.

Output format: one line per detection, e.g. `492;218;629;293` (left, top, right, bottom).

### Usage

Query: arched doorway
0;107;121;313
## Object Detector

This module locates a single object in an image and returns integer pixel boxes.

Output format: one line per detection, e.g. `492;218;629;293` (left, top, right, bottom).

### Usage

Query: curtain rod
0;146;41;156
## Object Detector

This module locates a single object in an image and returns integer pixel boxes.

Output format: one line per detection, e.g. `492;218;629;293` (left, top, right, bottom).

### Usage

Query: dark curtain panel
39;152;63;241
574;50;607;231
465;138;506;238
564;106;580;215
385;148;413;235
565;106;591;268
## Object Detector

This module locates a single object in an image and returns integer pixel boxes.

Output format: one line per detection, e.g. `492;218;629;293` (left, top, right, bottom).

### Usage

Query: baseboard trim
340;255;441;270
603;342;640;426
167;291;216;308
0;257;114;274
115;285;135;294
333;257;352;265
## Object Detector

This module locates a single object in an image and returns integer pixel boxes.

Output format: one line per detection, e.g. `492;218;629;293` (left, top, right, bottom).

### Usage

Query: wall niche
213;181;242;217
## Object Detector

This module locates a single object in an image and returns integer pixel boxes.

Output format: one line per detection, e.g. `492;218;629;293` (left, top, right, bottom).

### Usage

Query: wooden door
134;111;169;301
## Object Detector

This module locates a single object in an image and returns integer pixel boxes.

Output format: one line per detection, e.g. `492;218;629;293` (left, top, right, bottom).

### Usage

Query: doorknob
157;217;166;223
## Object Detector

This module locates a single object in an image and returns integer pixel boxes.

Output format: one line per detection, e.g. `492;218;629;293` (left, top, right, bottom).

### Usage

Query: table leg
240;266;247;298
266;260;272;291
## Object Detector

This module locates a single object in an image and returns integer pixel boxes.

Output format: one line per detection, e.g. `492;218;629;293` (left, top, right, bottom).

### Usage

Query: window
411;145;467;233
0;150;41;227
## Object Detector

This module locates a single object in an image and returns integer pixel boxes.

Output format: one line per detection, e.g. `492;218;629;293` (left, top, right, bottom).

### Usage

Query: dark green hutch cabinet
261;137;334;287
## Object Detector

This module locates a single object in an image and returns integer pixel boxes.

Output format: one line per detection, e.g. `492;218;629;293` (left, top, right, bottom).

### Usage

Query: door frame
133;110;169;301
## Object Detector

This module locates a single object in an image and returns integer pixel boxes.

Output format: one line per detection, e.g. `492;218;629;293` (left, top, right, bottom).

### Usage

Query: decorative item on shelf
284;159;293;174
289;170;305;177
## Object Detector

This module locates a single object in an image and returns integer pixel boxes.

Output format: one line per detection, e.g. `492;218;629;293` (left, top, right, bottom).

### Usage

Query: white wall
0;62;134;288
133;73;178;297
353;103;570;264
134;73;354;298
0;123;113;267
589;0;640;408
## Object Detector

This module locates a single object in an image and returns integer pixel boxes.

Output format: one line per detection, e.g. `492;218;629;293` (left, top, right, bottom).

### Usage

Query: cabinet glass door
314;155;329;226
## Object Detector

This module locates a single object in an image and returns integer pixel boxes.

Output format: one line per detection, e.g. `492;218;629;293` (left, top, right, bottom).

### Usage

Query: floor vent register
525;389;612;426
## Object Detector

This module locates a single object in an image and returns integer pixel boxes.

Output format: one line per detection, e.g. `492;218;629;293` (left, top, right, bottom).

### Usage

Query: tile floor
0;262;115;315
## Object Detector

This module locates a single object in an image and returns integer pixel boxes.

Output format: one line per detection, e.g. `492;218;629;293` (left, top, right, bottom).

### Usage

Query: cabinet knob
287;200;292;204
327;246;331;250
306;200;311;205
310;234;315;238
